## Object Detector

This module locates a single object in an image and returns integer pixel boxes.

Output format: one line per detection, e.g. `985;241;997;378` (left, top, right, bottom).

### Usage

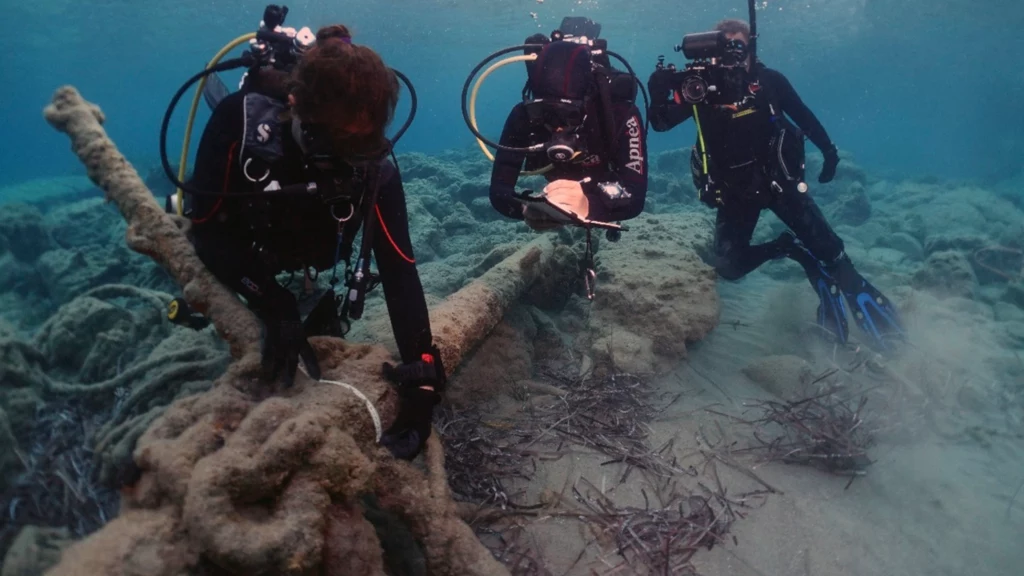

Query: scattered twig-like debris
566;467;744;576
535;368;686;482
746;385;875;487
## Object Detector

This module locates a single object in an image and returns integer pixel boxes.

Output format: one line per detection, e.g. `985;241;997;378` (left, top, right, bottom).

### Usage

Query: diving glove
261;292;321;387
380;346;446;461
648;68;677;102
819;144;840;184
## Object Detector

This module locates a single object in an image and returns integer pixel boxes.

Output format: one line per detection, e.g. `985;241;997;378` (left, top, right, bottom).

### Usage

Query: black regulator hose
390;69;418;145
607;50;650;135
161;61;418;199
159;57;256;198
461;44;651;152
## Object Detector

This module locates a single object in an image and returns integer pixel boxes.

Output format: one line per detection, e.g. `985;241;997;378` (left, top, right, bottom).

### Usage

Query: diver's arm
767;69;835;153
586;104;648;222
647;69;694;132
489;105;531;220
372;162;436;365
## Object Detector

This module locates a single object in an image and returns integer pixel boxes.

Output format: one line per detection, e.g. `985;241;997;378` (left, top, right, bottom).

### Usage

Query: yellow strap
175;33;257;215
692;105;709;200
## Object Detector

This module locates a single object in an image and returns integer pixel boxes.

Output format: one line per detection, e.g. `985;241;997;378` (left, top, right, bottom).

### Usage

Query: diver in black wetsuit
648;18;904;351
177;24;444;460
489;20;648;232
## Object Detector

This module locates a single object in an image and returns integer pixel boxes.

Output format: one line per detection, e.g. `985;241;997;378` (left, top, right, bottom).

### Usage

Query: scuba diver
648;11;904;351
462;17;648;298
160;6;444;460
489;18;647;230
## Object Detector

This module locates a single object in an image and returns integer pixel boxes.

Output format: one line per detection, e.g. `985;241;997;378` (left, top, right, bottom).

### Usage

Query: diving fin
786;239;850;344
203;72;231;111
834;259;905;352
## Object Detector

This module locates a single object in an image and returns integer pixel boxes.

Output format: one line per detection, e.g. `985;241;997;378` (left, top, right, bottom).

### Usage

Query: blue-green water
1;0;1022;190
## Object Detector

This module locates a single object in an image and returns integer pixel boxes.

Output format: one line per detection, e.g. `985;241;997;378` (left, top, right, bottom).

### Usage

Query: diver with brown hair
161;6;443;459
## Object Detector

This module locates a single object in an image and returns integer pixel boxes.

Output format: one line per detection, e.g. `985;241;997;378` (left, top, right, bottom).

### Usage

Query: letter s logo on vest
256;123;272;144
625;115;644;175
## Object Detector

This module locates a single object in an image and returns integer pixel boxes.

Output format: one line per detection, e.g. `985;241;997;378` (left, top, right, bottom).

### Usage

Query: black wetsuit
186;90;434;363
490;99;649;222
650;65;843;279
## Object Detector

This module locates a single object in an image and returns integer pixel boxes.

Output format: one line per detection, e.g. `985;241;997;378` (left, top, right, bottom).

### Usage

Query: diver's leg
771;186;903;350
712;202;786;281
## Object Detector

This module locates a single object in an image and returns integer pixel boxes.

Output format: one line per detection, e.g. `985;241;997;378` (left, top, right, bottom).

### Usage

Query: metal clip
584;268;597;300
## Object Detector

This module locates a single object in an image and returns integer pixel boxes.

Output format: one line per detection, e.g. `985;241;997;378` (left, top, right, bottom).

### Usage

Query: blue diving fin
835;263;905;352
788;240;850;344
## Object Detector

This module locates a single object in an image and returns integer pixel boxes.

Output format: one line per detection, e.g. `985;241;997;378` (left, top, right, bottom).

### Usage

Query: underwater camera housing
247;4;316;72
659;30;746;105
658;0;760;105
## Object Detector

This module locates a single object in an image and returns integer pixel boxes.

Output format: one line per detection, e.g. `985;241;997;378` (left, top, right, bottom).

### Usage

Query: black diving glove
819;144;840;183
380;347;446;461
648;68;677;102
261;293;321;387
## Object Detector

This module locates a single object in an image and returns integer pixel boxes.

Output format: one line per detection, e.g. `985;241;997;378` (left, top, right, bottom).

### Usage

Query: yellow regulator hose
175;33;257;215
469;53;553;177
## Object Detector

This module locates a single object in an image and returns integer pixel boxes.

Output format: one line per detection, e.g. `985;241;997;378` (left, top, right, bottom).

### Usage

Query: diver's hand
648;68;677;102
261;295;321;387
380;348;446;460
543;179;590;220
380;386;439;460
819;144;840;184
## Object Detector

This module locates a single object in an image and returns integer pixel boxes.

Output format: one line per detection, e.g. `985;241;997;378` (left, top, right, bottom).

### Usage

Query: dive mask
722;38;748;67
523;99;586;164
294;119;382;206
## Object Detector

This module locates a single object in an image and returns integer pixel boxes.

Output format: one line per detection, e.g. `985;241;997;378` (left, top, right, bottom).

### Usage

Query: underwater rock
0;254;43;297
923;234;987;256
31;296;134;379
876;232;925;261
0;526;74;576
1003;280;1024;310
741;355;816;399
591;329;656;375
44;198;123;250
35;248;127;304
0;203;53;262
829;181;872;226
655;148;690;174
589;212;719;373
912;250;980;299
993;301;1024;323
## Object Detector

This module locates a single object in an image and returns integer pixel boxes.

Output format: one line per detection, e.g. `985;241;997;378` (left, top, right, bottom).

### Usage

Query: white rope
298;366;383;442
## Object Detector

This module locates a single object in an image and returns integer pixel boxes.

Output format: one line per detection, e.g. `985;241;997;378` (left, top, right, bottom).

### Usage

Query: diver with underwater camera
462;16;649;299
158;5;445;460
648;2;904;352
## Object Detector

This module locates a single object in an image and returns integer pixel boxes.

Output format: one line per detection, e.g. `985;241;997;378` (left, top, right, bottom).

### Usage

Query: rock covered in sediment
587;211;720;374
741;355;816;399
0;204;53;263
912;250;980;299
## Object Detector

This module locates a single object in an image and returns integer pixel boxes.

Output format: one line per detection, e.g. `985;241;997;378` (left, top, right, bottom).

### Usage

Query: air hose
174;33;257;214
467;53;552;176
